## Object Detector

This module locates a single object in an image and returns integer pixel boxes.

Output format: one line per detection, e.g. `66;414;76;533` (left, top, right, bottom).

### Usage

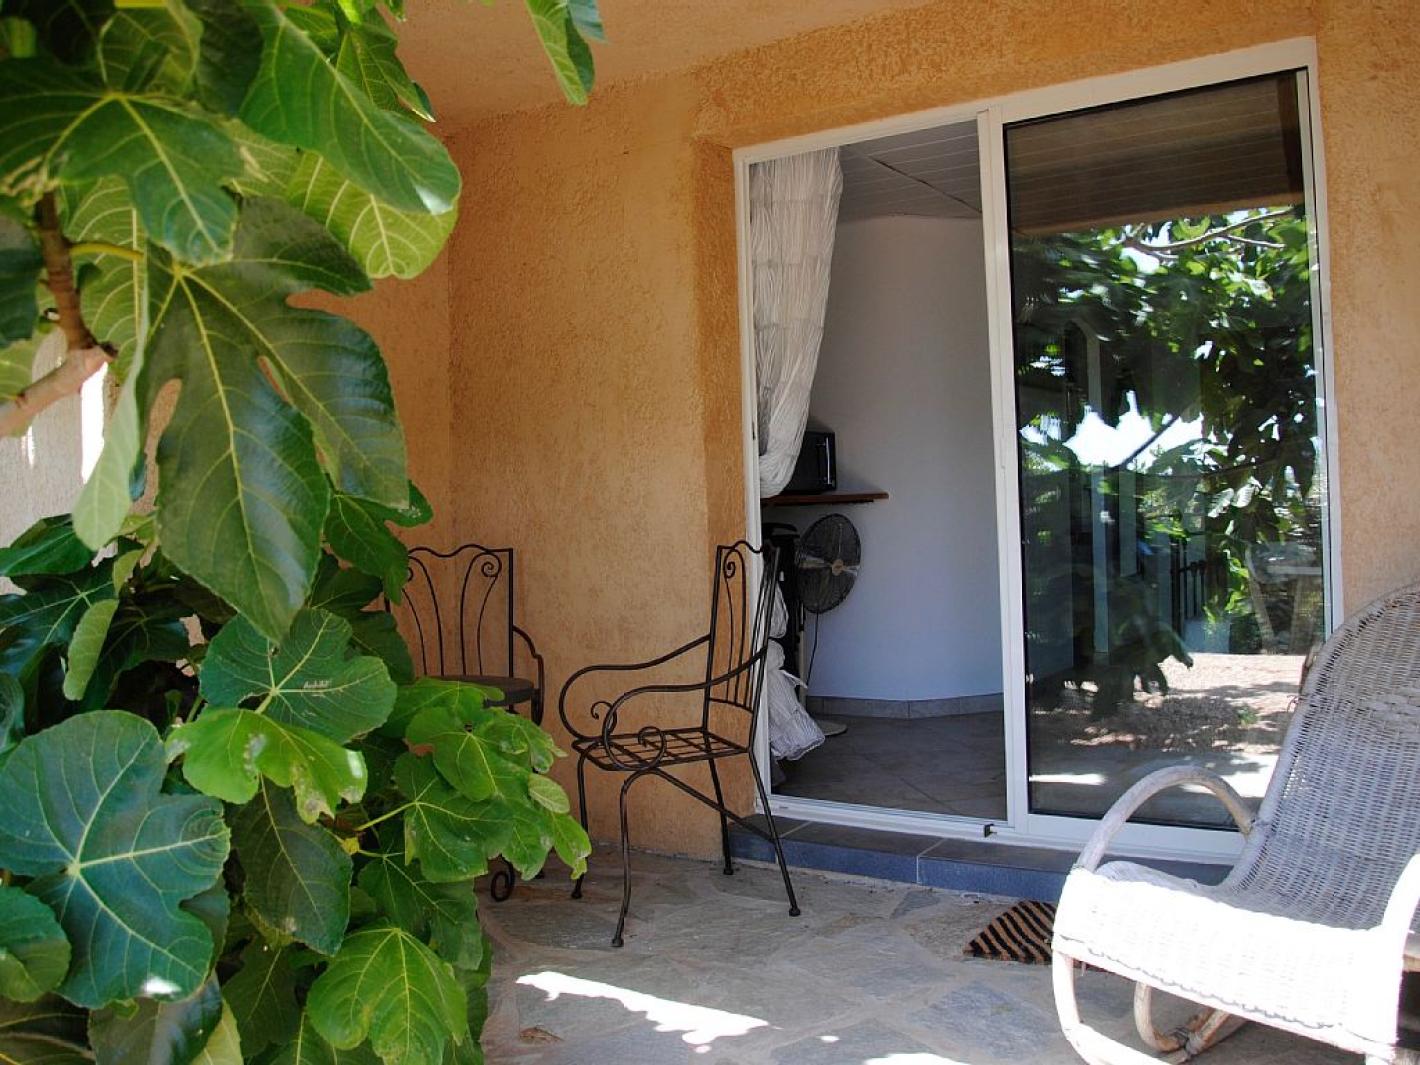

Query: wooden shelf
761;490;888;507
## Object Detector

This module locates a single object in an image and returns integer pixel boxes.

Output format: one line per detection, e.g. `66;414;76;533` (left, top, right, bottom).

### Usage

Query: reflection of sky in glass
1065;404;1204;469
1021;393;1205;471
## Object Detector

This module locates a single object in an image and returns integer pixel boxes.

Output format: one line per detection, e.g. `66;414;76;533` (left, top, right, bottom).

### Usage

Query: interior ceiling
838;122;983;222
397;0;929;130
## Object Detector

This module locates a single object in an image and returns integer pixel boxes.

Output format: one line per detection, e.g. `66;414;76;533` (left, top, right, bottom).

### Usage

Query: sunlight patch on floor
516;970;769;1048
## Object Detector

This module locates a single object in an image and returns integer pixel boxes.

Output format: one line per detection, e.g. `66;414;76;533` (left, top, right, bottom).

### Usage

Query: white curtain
750;148;842;497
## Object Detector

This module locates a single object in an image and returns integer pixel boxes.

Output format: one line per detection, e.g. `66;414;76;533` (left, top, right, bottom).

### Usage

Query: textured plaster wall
428;0;1416;857
1312;0;1420;609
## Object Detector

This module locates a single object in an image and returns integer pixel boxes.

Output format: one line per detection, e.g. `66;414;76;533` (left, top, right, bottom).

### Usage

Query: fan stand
813;715;849;738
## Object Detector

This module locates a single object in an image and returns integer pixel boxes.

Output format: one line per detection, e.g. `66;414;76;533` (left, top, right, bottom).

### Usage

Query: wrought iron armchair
559;541;800;947
388;542;545;900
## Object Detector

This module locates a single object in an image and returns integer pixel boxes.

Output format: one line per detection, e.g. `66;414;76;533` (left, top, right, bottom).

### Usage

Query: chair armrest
512;624;545;725
558;633;711;740
1075;765;1255;873
1382;853;1420;961
596;650;766;771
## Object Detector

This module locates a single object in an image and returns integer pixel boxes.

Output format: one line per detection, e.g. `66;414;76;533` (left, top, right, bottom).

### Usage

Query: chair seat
1053;861;1405;1057
573;727;748;771
435;674;536;707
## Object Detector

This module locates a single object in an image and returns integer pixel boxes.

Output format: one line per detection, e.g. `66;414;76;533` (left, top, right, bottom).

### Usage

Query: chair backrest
702;541;780;744
1238;582;1420;927
391;543;516;678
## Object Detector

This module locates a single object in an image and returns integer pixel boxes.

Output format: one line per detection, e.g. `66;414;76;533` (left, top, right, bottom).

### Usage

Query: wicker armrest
1075;765;1255;873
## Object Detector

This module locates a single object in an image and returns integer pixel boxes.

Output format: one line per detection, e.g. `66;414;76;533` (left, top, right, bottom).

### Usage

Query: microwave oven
785;431;837;494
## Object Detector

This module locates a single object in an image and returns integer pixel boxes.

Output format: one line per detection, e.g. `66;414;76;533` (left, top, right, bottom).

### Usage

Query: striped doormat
964;900;1056;964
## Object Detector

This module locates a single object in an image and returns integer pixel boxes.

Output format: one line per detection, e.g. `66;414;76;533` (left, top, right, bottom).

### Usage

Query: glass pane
1005;74;1328;828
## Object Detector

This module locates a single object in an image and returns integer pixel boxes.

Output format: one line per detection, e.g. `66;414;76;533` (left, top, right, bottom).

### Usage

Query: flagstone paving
480;847;1354;1064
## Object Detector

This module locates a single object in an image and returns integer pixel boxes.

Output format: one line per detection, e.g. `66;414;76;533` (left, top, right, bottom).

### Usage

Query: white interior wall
1;333;101;572
767;214;1001;701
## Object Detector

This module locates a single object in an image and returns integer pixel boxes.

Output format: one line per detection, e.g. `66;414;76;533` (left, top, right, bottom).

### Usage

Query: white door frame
734;36;1337;864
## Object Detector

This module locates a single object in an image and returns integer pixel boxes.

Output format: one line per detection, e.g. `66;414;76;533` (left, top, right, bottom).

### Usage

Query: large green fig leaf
231;781;351;955
191;1002;242;1065
273;1015;380;1065
0;674;23;761
201;607;395;741
74;594;191;712
64;180;148;548
308;558;414;683
323;494;408;600
382;677;498;739
0;884;70;1002
0;331;39;405
144;262;325;638
184;0;263;115
288;154;455;280
60;596;118;700
0;59;240;263
0;996;91;1064
239;2;459;215
95;3;200;95
223;941;299;1055
0;559;115;676
393;754;506;883
350;614;414;686
404;702;530;805
168;707;367;821
87;974;222;1065
0;212;40;345
524;0;597;106
306;925;467;1065
0;516;93;578
0;712;229;1006
358;844;484;970
334;13;432;121
142;198;410;633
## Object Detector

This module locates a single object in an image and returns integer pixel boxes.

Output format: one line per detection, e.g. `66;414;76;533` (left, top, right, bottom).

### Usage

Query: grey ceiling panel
837;119;983;222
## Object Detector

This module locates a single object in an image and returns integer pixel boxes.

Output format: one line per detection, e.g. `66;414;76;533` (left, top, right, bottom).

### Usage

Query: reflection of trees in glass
1013;207;1323;716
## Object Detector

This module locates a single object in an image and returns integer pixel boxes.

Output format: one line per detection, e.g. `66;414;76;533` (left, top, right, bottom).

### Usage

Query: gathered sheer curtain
750;148;843;498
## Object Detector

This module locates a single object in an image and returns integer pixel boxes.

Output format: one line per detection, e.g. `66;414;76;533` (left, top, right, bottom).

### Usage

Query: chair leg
1133;981;1243;1058
612;771;647;948
571;753;589;900
747;751;799;917
1054;950;1181;1065
707;758;734;876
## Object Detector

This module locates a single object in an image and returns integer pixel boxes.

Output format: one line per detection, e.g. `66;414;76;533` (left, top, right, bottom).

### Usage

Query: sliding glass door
1001;73;1332;831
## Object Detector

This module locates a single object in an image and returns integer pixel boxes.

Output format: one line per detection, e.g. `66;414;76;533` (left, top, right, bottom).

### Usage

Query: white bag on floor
765;584;824;761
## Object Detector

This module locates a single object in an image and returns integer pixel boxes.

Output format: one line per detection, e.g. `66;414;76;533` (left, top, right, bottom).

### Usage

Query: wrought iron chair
388;542;545;901
559;541;801;947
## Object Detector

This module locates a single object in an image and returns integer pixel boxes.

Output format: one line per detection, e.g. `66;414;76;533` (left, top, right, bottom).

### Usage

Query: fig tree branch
0;192;114;438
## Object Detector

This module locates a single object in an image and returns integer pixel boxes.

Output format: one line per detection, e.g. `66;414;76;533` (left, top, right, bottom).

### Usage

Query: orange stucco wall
360;0;1420;857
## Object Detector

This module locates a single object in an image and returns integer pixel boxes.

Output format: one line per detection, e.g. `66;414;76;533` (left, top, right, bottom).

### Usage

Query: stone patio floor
481;847;1354;1064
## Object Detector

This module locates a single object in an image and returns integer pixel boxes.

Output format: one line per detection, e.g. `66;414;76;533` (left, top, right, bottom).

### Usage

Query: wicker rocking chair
1053;582;1420;1065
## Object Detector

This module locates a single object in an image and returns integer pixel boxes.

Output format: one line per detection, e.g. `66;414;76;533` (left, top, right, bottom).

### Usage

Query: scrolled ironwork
557;540;801;947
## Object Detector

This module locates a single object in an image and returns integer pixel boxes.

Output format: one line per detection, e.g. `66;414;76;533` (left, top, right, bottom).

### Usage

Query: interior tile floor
777;712;1008;820
775;709;1276;828
482;847;1356;1064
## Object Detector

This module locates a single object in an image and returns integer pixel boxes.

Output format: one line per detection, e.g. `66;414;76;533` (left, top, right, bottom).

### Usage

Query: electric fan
795;514;861;737
796;513;861;615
